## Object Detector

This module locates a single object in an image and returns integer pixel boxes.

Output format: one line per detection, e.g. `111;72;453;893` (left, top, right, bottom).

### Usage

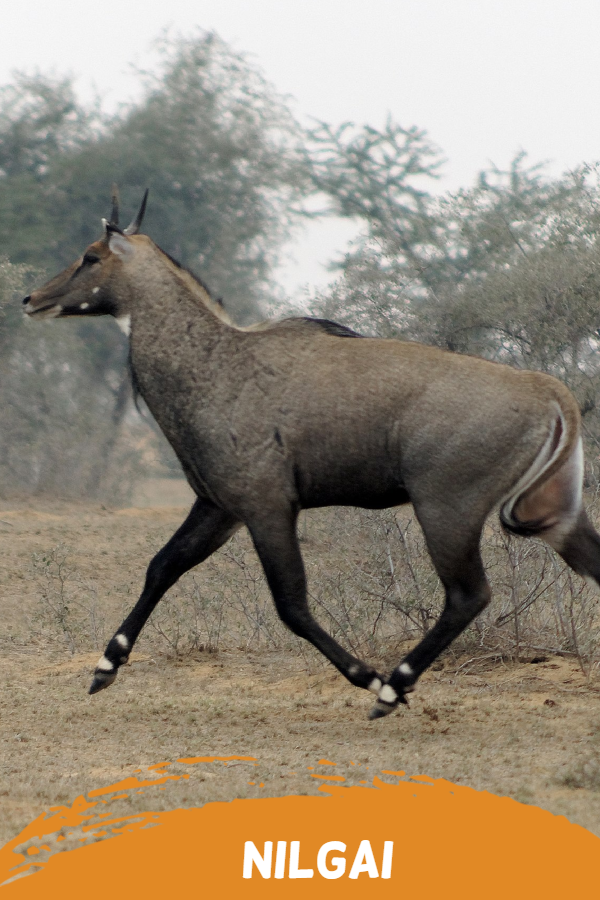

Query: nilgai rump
22;190;600;719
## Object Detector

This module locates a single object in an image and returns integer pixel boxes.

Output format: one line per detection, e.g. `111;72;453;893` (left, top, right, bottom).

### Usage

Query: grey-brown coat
22;192;600;718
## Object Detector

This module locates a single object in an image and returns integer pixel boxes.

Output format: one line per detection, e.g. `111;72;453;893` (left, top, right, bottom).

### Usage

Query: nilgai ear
101;218;126;242
108;230;134;258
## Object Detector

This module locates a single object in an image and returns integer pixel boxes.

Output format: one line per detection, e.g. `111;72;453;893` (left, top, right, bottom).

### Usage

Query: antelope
22;189;600;719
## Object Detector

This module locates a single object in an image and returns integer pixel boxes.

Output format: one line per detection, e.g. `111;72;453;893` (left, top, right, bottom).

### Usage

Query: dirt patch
1;499;600;848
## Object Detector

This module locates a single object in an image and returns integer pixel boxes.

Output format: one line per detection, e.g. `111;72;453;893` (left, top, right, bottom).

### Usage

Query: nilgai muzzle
23;189;600;719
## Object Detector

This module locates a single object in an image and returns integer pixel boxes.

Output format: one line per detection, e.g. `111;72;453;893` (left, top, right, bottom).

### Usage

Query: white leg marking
540;436;585;552
80;302;89;309
398;662;414;677
116;315;131;336
43;305;63;319
499;407;567;526
115;634;130;650
92;287;100;294
96;655;114;672
368;677;382;695
379;684;398;704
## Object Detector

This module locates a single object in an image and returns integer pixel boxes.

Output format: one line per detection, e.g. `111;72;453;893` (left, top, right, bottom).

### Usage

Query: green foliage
311;145;600;446
0;73;100;269
6;38;600;499
306;117;446;333
0;72;97;180
308;118;442;233
0;257;143;499
307;118;444;282
0;33;306;322
0;31;308;498
409;161;600;443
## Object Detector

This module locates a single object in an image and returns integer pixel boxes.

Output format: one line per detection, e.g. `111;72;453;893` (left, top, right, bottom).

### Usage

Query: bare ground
2;489;600;850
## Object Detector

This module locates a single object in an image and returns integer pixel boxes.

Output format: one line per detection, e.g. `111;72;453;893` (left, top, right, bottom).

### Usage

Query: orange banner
1;758;598;898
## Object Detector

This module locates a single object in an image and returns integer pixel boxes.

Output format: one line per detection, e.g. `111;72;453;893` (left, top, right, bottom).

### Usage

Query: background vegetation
0;32;307;498
3;29;600;670
3;30;600;500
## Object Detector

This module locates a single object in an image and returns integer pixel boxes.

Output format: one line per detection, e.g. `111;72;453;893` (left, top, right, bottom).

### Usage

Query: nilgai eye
82;253;100;265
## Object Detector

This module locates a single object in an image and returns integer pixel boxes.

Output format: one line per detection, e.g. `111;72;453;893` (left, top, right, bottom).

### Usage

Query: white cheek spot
116;315;131;337
96;655;114;672
115;634;130;650
368;677;383;695
379;684;398;704
398;662;414;677
92;287;100;294
80;302;89;310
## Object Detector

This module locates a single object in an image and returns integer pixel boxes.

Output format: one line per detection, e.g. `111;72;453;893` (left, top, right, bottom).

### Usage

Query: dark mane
286;317;365;338
156;247;363;334
158;246;214;298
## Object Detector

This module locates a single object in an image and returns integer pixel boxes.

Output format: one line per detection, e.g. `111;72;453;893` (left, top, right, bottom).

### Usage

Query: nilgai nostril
23;186;600;720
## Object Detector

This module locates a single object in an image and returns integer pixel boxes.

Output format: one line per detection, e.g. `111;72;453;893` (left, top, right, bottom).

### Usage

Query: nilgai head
23;187;149;322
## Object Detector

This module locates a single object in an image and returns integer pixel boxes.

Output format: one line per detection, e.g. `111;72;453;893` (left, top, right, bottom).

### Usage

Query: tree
0;33;307;321
0;258;142;500
311;147;600;451
0;31;309;499
308;118;443;268
305;117;445;333
0;72;98;180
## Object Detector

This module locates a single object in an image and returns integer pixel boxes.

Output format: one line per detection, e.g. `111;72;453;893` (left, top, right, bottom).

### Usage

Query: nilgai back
22;189;600;719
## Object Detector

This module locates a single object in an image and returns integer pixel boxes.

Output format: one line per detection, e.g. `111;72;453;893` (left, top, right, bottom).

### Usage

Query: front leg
248;510;384;695
90;499;240;694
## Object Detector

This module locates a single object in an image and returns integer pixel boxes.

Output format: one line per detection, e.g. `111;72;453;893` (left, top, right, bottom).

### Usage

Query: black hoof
368;689;409;720
89;670;117;694
368;703;394;720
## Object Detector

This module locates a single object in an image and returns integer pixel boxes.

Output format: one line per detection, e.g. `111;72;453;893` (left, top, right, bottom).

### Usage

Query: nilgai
22;189;600;718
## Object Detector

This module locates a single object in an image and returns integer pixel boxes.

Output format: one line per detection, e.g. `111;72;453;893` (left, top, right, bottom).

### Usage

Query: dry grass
10;491;600;673
1;492;600;849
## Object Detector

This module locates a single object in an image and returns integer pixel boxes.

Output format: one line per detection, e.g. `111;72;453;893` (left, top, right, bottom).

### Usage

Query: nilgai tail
22;188;600;720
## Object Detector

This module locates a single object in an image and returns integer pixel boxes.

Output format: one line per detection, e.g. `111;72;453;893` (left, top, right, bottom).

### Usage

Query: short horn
110;183;120;226
124;189;149;235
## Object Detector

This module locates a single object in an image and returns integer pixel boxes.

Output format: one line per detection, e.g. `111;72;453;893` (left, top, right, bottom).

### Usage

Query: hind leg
553;508;600;584
371;510;491;719
511;435;600;583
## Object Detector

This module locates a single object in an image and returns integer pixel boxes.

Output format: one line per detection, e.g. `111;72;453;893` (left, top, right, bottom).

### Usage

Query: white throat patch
116;315;131;337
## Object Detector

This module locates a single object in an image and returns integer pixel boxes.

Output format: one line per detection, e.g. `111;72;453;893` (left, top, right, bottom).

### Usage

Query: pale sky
2;0;600;296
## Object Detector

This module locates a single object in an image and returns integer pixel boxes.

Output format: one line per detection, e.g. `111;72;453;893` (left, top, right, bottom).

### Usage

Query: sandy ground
1;487;600;852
